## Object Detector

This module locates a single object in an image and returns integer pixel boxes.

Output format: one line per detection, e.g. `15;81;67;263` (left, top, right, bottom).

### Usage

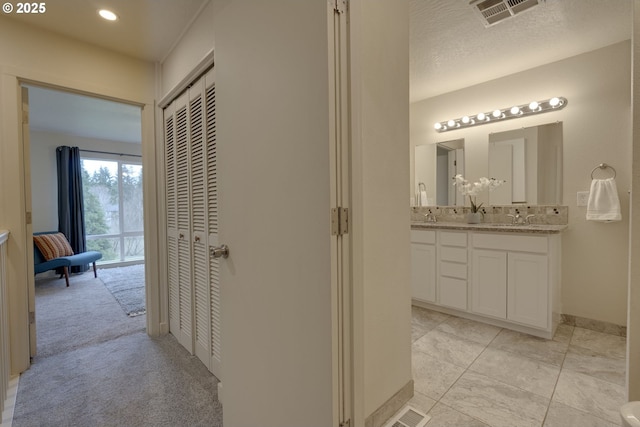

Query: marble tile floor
410;305;626;427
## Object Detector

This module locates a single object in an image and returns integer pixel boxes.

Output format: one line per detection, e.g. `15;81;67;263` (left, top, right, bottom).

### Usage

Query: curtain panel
56;146;87;273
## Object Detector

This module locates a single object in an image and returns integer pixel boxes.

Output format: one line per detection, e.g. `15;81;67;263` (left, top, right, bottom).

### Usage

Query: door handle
210;244;229;259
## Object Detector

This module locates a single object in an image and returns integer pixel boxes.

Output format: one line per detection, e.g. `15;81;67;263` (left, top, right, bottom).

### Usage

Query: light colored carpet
99;264;146;317
12;272;223;427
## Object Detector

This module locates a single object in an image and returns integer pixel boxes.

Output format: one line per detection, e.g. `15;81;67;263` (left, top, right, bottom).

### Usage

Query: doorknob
210;244;229;259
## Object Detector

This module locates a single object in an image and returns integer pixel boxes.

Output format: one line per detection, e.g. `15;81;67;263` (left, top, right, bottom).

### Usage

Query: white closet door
189;78;212;370
174;93;194;352
164;102;183;346
205;68;222;379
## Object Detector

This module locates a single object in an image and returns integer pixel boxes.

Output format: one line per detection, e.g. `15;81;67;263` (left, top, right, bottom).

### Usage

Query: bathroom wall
410;41;631;326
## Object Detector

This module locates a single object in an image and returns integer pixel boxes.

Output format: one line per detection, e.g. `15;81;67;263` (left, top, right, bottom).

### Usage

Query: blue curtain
56;146;87;273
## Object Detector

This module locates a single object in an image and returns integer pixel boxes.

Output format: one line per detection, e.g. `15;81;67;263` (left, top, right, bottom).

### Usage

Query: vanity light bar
434;97;567;133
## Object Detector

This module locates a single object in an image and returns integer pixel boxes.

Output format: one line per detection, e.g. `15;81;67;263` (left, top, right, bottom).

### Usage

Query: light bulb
492;109;502;118
434;122;442;130
477;112;486;121
529;101;539;111
461;116;470;124
98;9;118;21
510;106;520;115
549;97;560;107
447;119;456;127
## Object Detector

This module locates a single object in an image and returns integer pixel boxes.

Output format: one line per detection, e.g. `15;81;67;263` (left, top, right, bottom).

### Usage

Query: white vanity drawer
440;231;467;247
440;246;467;263
472;233;548;253
411;230;436;244
440;261;467;279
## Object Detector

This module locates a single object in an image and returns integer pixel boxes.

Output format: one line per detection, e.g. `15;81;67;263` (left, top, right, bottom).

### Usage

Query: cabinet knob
179;233;184;239
195;236;200;242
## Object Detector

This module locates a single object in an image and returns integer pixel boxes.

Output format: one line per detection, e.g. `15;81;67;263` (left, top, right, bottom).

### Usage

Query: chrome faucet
507;213;535;225
424;212;437;223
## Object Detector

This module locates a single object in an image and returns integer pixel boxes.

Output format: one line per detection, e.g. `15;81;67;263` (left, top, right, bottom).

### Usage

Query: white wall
411;41;631;326
0;15;156;372
160;0;215;98
30;130;142;232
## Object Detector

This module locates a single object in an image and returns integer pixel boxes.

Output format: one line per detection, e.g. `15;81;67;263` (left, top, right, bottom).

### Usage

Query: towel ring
590;163;616;179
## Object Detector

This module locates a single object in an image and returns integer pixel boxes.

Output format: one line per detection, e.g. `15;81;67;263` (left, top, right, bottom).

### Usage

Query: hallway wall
0;15;156;373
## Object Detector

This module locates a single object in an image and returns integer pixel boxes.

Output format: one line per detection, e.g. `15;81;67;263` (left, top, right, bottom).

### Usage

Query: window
81;157;144;264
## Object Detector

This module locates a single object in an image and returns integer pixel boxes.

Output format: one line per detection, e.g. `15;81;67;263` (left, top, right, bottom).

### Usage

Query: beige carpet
12;272;223;426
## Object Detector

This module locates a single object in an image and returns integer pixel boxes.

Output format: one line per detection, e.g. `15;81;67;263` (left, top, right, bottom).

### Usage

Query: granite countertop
411;222;567;234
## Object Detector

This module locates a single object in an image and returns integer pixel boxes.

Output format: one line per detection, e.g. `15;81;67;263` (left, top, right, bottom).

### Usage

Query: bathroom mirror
488;122;563;205
414;121;563;206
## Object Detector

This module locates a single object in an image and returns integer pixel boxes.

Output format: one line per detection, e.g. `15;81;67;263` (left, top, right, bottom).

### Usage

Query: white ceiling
6;0;209;62
410;0;632;102
26;85;142;144
13;0;633;142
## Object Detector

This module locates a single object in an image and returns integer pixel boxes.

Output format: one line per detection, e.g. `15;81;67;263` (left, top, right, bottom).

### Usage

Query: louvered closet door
188;78;212;370
164;102;182;346
171;93;194;352
204;68;222;378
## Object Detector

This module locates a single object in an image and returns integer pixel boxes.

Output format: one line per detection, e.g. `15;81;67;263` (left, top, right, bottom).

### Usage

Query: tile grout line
427;324;505;427
540;325;574;426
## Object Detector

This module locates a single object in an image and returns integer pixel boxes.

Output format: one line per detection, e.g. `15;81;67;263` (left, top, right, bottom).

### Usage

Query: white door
471;249;507;319
489;143;513;205
507;252;548;329
21;86;37;357
203;69;222;378
454;148;465;206
215;1;349;425
447;149;456;205
165;94;194;353
411;243;436;302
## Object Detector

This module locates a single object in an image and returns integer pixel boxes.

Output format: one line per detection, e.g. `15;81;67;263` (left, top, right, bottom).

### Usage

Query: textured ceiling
5;0;209;62
410;0;632;102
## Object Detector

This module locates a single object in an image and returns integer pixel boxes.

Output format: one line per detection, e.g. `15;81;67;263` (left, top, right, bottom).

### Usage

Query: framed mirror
414;121;563;206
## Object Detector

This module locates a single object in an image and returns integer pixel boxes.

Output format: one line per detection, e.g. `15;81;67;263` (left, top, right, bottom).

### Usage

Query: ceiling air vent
470;0;544;27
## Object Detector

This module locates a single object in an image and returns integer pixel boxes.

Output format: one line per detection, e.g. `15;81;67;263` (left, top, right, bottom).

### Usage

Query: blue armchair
33;231;102;287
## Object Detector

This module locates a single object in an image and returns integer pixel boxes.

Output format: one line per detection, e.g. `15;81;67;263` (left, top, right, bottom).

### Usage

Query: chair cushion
33;233;74;261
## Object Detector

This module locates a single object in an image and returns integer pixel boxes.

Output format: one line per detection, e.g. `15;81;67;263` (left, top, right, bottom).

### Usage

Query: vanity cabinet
438;231;468;310
411;227;561;339
410;230;436;303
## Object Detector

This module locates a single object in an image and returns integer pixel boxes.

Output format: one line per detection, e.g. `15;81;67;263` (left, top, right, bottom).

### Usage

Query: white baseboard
217;382;223;406
1;375;19;427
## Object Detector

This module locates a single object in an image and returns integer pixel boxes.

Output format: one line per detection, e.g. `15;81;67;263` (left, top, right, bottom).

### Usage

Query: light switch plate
577;191;590;207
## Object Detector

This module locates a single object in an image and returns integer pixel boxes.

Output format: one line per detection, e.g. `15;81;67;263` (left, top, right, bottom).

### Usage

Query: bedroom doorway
23;83;146;357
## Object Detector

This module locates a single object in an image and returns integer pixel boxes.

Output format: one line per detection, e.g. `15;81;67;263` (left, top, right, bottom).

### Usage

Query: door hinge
339;420;351;427
26;211;32;225
334;0;347;14
29;311;35;324
331;207;349;236
22;110;29;125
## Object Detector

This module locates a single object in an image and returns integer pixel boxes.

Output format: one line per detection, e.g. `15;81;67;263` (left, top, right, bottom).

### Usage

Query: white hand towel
586;178;621;222
419;191;428;206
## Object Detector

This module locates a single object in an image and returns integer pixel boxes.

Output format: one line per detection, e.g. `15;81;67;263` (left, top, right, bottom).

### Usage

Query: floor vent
383;405;430;427
470;0;544;27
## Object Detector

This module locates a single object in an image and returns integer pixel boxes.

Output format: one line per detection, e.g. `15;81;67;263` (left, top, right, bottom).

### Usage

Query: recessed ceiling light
98;9;118;21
